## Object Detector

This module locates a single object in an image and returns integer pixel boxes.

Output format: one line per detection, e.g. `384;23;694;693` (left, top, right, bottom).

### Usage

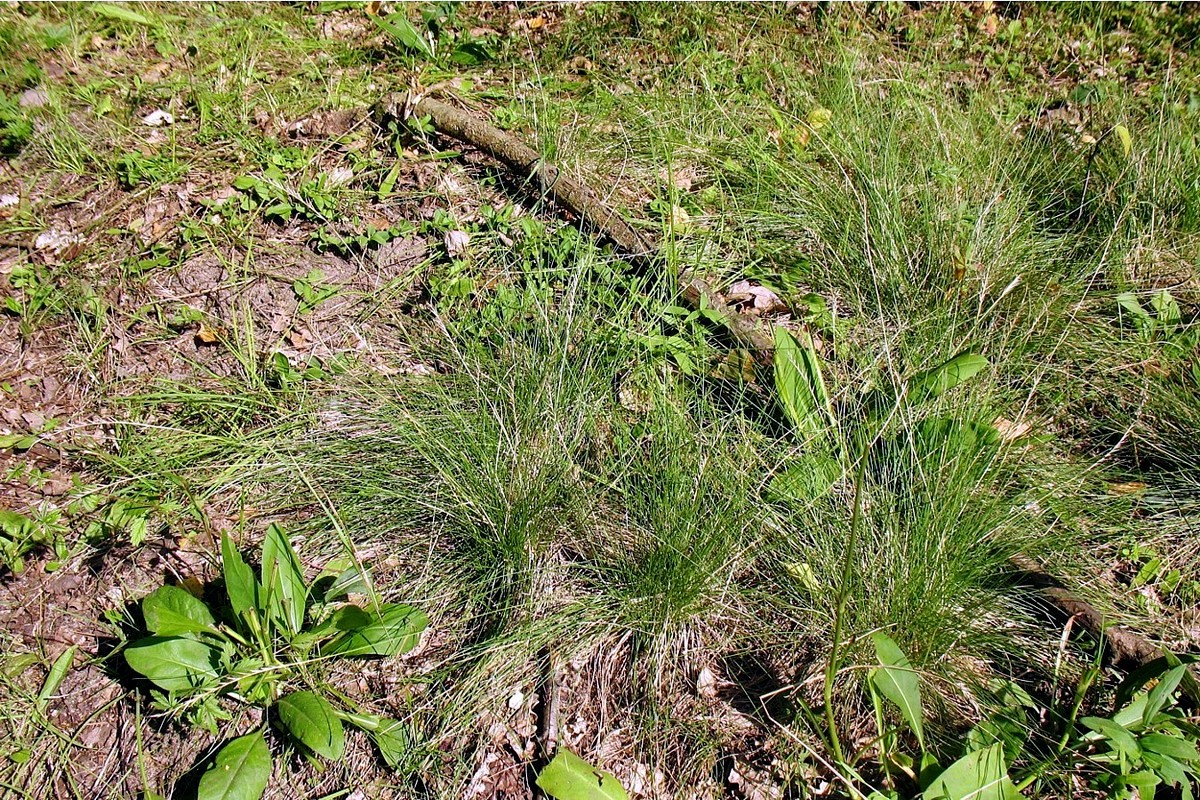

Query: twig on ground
375;91;776;361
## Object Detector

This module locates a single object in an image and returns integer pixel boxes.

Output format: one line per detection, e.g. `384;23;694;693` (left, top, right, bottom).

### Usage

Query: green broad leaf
450;40;492;66
1144;665;1187;726
0;434;36;450
344;712;411;768
375;13;435;59
869;633;926;751
768;452;842;502
261;524;307;636
1113;291;1152;326
536;748;629;800
1114;124;1132;157
312;605;372;636
0;509;36;537
323;603;427;657
914;418;1001;454
372;722;410;768
292;605;372;652
221;531;258;622
1141;733;1200;763
922;743;1019;800
196;731;272;800
1151;289;1182;328
35;645;76;712
92;3;154;26
377;162;401;201
264;202;293;221
908;352;988;403
773;326;833;438
323;566;369;602
1082;716;1142;758
275;691;345;760
123;636;218;692
1112;692;1151;730
1118;770;1160;799
1142;751;1190;788
141;585;216;637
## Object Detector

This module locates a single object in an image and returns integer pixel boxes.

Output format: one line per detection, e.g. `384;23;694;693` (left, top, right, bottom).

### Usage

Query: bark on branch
377;91;775;359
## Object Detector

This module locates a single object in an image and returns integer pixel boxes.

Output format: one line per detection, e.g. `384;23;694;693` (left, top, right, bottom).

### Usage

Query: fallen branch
376;91;775;360
374;91;1171;674
1009;554;1164;671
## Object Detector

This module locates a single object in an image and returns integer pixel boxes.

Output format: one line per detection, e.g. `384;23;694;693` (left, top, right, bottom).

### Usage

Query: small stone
326;166;354;187
142;109;175;127
19;87;49;108
34;228;83;253
444;229;470;257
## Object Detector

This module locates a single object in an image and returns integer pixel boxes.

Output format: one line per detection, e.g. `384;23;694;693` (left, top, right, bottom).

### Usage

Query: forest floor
2;3;1200;799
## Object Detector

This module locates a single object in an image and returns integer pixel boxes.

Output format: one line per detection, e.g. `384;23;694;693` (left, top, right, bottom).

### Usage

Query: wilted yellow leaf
1114;124;1132;157
669;205;691;232
1107;481;1147;496
806;107;833;130
528;15;546;30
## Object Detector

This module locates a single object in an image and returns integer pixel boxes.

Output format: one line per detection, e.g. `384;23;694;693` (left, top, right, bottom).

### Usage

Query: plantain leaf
536;749;629;800
907;352;988;403
1143;664;1187;726
261;524;307;636
773;326;833;438
869;633;925;751
1082;716;1141;758
344;712;411;768
196;731;272;800
92;3;154;26
323;604;427;657
142;585;216;637
221;531;258;623
35;645;76;712
375;13;434;59
922;743;1020;800
123;636;218;692
1150;289;1182;329
276;691;345;760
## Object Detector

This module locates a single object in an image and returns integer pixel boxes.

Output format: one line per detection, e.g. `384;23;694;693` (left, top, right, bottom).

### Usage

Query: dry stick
375;92;1170;673
377;91;776;362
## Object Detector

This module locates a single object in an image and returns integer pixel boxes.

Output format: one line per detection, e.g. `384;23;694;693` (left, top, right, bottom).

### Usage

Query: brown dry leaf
1107;481;1147;496
727;280;787;314
287;328;310;349
180;576;205;598
993;416;1032;441
528;15;546;30
980;13;999;36
195;322;222;345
